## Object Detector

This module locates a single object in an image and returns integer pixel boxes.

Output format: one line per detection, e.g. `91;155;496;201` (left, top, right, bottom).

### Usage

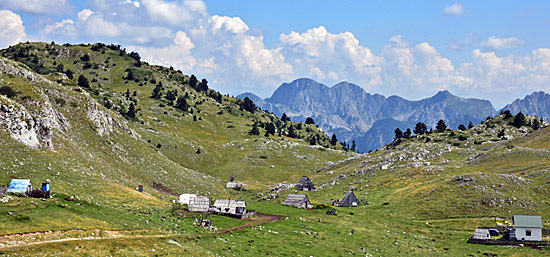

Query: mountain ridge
238;78;496;152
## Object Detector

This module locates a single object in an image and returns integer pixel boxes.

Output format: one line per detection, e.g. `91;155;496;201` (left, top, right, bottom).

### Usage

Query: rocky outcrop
0;97;53;149
86;100;135;137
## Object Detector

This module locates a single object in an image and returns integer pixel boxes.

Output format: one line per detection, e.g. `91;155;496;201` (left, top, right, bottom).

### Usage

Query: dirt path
219;213;283;234
0;213;283;250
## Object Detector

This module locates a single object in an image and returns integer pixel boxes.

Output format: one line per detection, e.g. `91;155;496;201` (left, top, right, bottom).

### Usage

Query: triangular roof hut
340;190;360;207
296;176;316;191
8;179;32;194
283;194;312;209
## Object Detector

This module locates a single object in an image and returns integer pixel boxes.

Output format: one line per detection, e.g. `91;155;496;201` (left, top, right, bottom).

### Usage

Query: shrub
0;86;19;98
54;97;66;107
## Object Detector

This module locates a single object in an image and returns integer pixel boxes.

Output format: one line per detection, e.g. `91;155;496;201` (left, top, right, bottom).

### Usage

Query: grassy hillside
1;43;550;256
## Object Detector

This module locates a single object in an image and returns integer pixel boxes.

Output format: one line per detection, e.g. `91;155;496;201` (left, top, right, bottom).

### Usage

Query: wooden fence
468;238;550;247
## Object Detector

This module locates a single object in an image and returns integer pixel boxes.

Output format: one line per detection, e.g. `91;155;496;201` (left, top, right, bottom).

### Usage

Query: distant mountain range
238;78;550;152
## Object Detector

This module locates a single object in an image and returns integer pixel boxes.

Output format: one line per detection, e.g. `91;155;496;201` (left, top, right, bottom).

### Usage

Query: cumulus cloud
0;0;72;14
0;10;27;48
130;14;293;93
280;26;382;87
480;36;526;51
443;3;465;16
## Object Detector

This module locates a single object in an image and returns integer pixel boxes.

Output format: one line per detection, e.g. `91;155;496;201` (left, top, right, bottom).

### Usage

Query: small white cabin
471;228;491;240
213;199;247;216
512;214;542;241
179;194;197;205
188;196;210;212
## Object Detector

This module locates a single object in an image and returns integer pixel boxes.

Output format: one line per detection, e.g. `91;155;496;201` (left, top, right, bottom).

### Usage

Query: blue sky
1;0;550;108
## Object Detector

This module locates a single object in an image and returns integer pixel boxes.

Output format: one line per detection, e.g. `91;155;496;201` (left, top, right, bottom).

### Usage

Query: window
526;230;532;236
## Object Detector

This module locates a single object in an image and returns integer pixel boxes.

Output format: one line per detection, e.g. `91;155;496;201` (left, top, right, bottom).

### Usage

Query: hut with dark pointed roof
340;190;360;207
295;176;316;191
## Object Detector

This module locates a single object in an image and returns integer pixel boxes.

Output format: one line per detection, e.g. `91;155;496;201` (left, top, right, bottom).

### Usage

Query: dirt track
0;213;284;250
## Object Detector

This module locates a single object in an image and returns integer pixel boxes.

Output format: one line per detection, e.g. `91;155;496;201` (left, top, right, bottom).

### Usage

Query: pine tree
351;140;356;152
65;69;74;79
249;122;260;135
152;84;163;99
240;97;256;112
189;74;198;90
394;128;403;139
330;133;338;145
281;113;291;122
413;122;427;135
404;128;412;138
165;90;176;102
78;75;89;88
513;112;526;127
200;78;208;92
175;96;189;111
468;121;474;129
265;122;276;135
436;120;447;132
305;117;315;125
127;102;136;118
532;118;541;130
458;124;467;131
288;125;297;138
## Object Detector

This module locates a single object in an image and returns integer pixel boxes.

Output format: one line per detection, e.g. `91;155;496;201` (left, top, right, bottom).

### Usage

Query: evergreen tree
125;69;135;80
501;110;512;119
175;96;189;111
80;53;90;61
281;113;291;122
249;122;260;135
436;119;447;132
513;112;526;127
468;121;474;129
127;102;136;118
240;97;256;112
330;133;338;145
65;69;74;79
165;90;176;102
78;74;89;88
458;124;467;131
288;125;297;138
394;128;403;139
265;122;276;135
200;78;208;92
189;74;198;90
305;117;315;125
152;84;163;99
413;122;427;135
404;128;412;138
351;140;356;152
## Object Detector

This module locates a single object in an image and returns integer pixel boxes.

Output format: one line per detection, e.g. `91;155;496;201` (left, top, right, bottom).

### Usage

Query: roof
471;228;491;239
226;182;247;188
341;190;360;207
213;199;246;208
296;176;315;190
284;194;310;204
8;179;32;193
513;215;542;228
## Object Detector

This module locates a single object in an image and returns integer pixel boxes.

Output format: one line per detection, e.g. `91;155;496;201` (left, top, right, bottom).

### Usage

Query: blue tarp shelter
8;179;32;194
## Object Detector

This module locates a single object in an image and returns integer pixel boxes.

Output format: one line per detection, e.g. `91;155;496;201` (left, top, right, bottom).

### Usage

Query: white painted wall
515;227;542;241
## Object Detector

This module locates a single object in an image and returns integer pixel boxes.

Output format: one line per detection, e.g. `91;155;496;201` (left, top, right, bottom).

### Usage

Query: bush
54;97;66;107
0;86;19;98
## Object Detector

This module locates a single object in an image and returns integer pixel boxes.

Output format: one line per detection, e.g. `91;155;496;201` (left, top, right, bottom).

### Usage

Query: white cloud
443;3;465;16
141;0;207;27
0;10;27;49
480;36;526;51
0;0;72;14
280;26;382;87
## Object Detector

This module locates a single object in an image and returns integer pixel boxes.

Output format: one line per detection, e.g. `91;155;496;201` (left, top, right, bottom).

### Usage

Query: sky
1;1;550;108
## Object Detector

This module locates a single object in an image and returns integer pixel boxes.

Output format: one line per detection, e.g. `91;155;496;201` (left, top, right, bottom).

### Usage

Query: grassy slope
2;43;550;256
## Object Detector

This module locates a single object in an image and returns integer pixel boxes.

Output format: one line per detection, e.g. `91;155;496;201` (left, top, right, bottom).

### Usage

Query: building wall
515;227;542;241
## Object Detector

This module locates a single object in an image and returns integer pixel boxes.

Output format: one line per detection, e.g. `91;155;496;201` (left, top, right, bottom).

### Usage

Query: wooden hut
213;199;247;217
283;194;312;209
296;176;316;191
511;214;542;241
7;179;32;195
470;228;491;240
339;190;360;207
188;196;210;212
